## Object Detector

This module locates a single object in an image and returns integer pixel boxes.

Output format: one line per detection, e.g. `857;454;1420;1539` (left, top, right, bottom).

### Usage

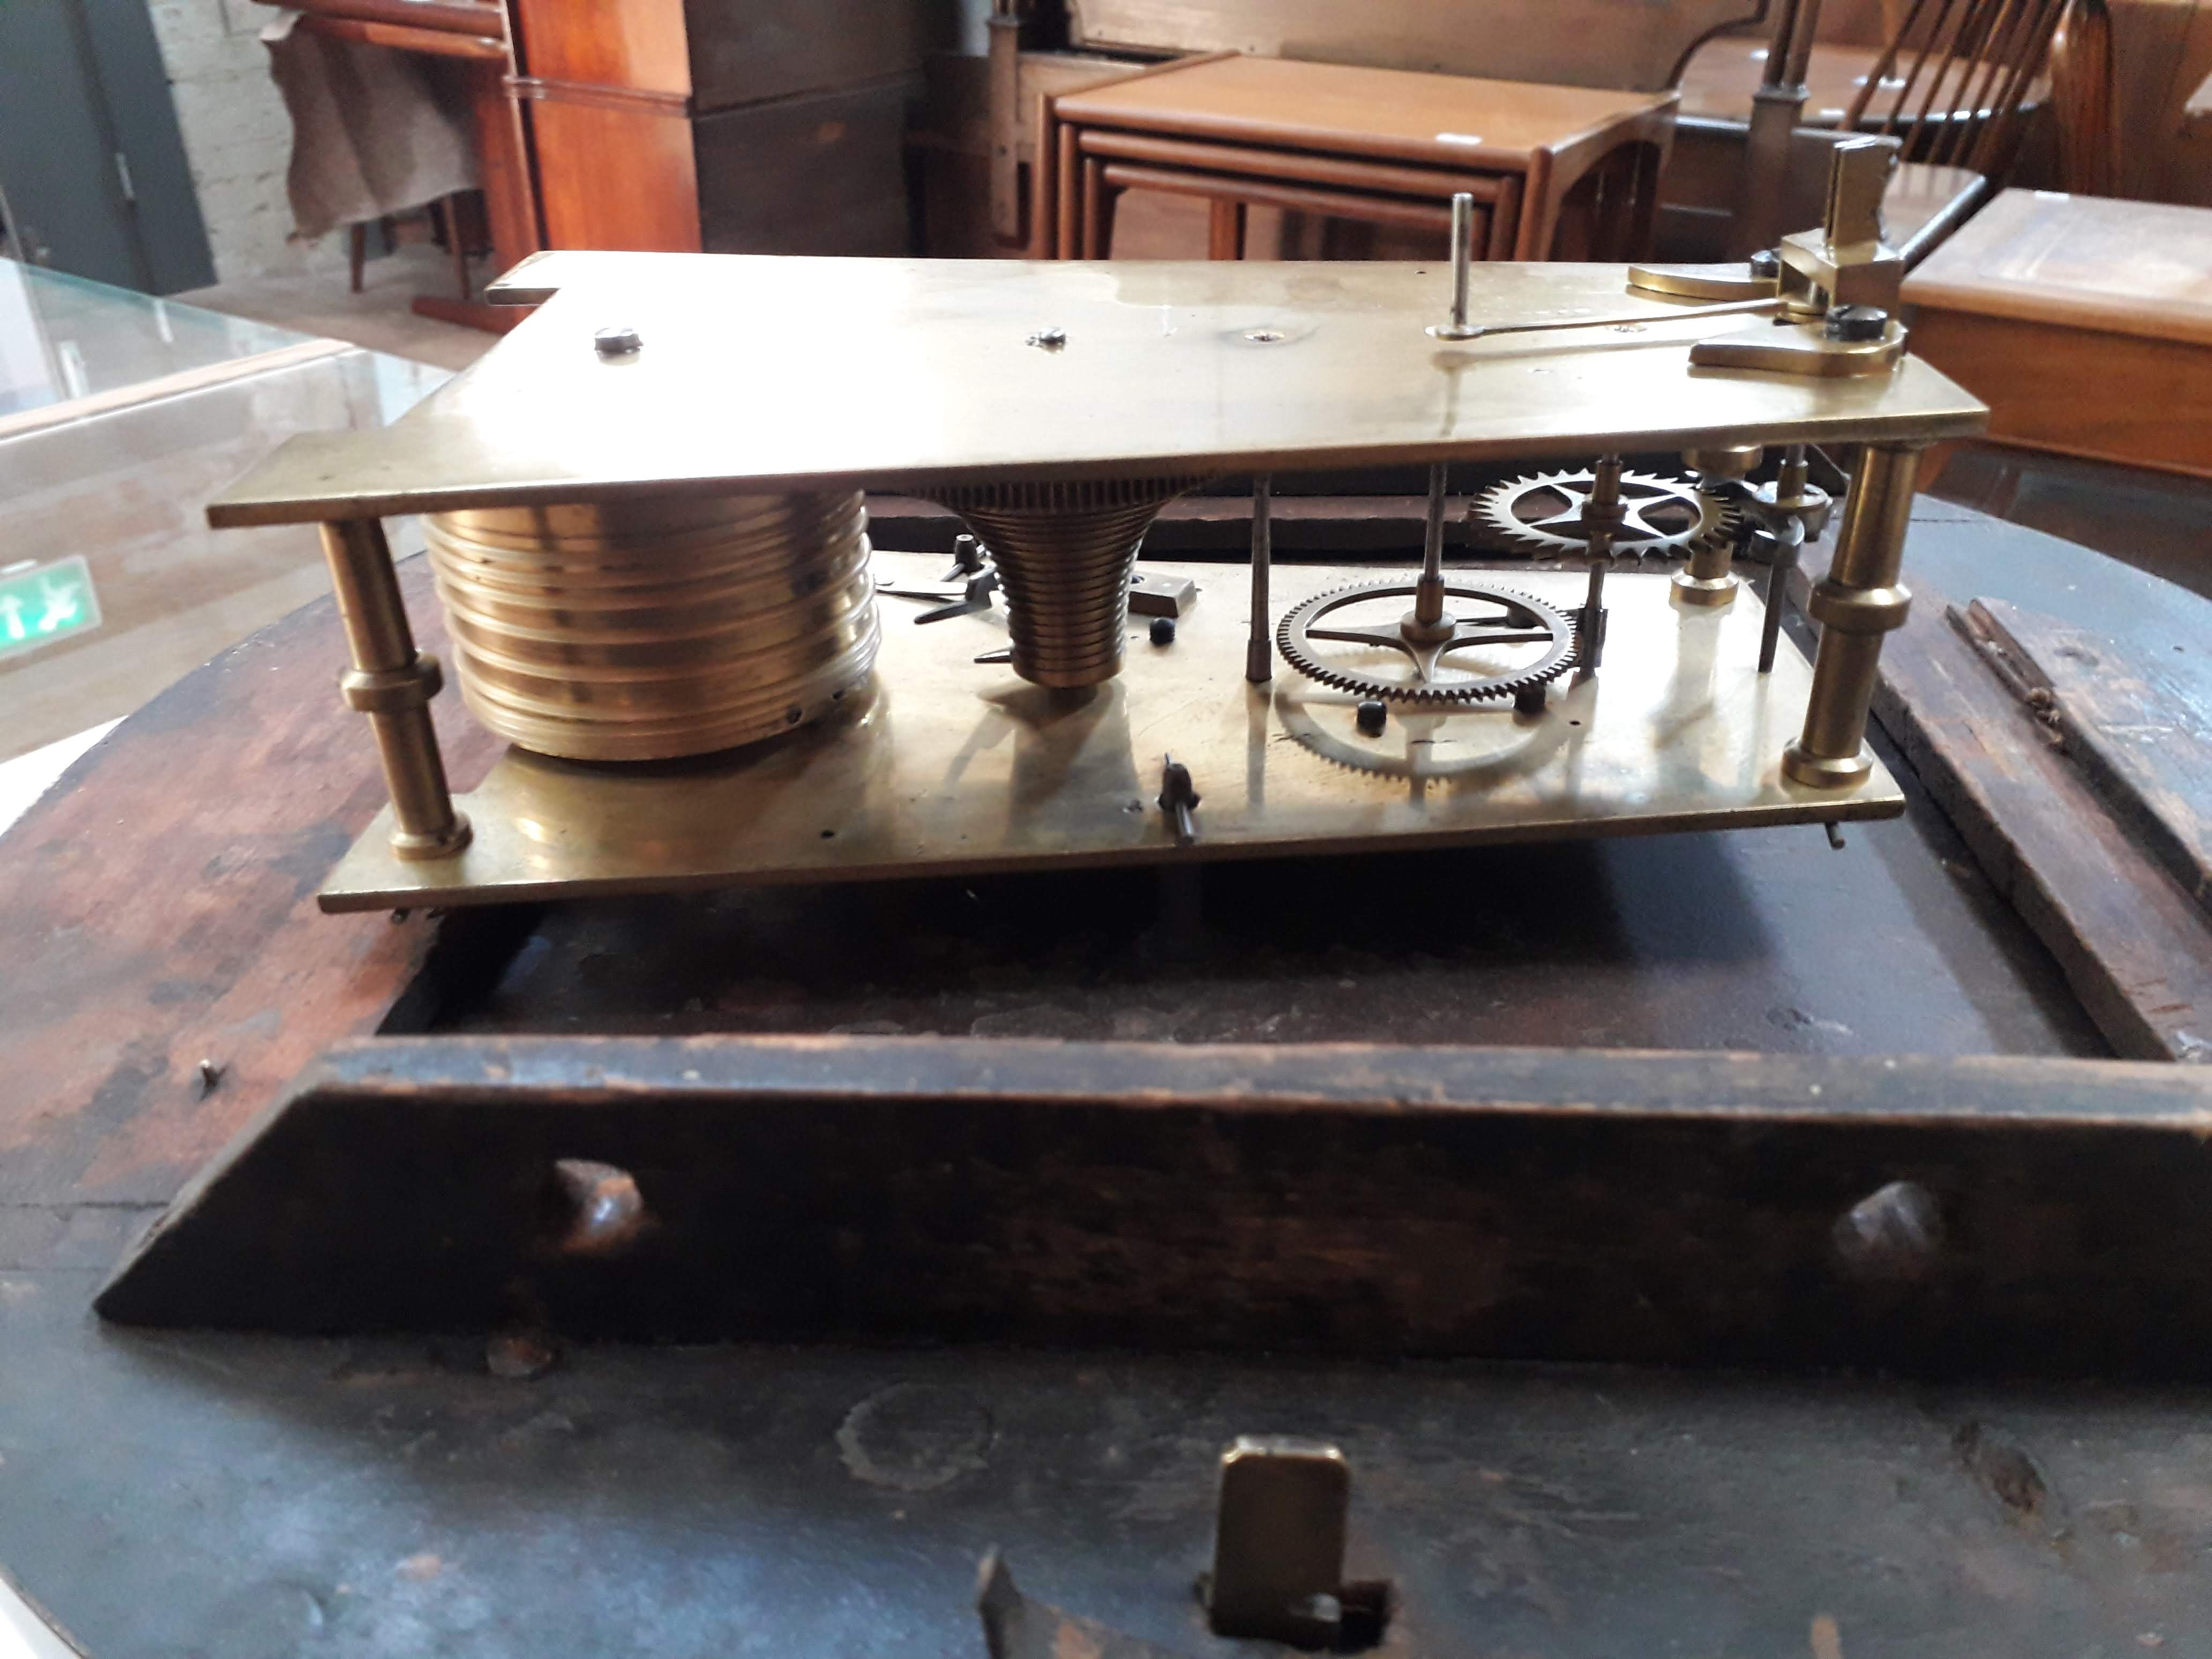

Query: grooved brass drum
931;476;1202;687
423;492;880;761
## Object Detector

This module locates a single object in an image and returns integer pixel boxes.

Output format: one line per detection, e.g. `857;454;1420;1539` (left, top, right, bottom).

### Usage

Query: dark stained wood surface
693;78;920;256
681;0;936;115
99;1034;2212;1378
1872;544;2212;1062
0;559;497;1215
503;0;934;255
1966;597;2212;921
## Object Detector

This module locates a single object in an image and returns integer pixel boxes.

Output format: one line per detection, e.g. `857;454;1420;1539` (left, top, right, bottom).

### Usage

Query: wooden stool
1048;56;1676;261
1902;189;2212;481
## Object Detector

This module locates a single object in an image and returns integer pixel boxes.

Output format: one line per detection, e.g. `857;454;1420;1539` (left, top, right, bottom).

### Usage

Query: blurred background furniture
1048;56;1678;261
346;197;488;312
1901;189;2212;480
972;0;1751;257
1063;0;1762;90
504;0;945;256
260;0;537;332
2098;0;2212;203
1665;0;2116;260
266;0;948;278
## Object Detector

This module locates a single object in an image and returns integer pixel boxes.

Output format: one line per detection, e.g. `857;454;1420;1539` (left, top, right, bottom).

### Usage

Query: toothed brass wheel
1474;468;1737;559
1275;580;1579;704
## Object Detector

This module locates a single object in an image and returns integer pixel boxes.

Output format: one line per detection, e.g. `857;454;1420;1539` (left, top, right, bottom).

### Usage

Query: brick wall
144;0;341;282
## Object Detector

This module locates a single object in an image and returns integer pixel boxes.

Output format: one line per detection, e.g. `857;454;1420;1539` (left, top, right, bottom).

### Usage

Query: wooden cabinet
507;0;951;255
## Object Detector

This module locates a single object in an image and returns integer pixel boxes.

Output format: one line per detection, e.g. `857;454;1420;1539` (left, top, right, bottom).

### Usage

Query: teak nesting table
1048;54;1677;261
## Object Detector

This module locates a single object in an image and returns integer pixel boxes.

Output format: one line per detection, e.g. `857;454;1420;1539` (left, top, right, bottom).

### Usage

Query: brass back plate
317;553;1903;912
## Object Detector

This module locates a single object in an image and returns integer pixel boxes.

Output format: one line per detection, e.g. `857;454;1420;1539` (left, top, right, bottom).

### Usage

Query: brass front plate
317;554;1903;911
211;256;1986;528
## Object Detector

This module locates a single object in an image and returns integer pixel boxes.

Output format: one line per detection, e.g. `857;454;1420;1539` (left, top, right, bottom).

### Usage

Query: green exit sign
0;556;101;661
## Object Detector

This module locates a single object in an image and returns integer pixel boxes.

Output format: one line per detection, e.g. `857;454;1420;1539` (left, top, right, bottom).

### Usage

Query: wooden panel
693;77;917;257
529;99;702;251
289;15;504;56
507;0;688;94
2108;0;2212;205
1903;307;2212;479
93;1032;2212;1379
1066;0;1761;93
1873;570;2212;1061
254;0;503;41
1076;129;1515;202
1902;189;2212;348
466;57;541;272
1965;598;2212;919
681;0;939;115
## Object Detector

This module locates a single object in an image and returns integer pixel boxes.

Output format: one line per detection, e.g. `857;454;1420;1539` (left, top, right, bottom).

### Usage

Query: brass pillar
1782;444;1917;789
319;519;472;860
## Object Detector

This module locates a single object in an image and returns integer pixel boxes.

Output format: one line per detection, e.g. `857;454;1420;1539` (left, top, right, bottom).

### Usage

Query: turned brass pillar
1782;444;1918;789
319;519;471;860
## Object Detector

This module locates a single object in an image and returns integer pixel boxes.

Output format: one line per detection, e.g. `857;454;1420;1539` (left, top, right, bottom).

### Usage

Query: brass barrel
423;491;880;761
931;476;1204;688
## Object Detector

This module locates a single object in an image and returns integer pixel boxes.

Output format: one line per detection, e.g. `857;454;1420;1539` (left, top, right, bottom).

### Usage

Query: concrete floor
175;242;496;373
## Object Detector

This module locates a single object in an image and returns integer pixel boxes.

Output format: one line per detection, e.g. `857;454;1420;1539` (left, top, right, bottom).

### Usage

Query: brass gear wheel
1474;468;1738;559
1275;580;1578;704
1276;697;1573;780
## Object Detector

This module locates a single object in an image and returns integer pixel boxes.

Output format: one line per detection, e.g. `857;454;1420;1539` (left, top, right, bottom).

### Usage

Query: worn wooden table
1903;189;2212;480
11;501;2212;1656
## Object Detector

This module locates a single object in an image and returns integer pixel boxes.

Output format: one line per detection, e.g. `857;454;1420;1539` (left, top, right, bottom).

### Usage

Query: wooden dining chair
1837;0;2112;182
1823;0;2117;264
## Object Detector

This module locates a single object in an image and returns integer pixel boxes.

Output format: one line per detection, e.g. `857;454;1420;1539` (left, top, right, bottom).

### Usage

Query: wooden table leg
1623;140;1664;260
1486;176;1522;259
1515;151;1558;258
1207;198;1247;259
412;55;541;333
1082;154;1111;257
1056;122;1081;258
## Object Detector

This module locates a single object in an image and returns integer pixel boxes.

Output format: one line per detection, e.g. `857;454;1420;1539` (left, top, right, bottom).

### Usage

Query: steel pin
1246;475;1273;683
1429;193;1481;340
